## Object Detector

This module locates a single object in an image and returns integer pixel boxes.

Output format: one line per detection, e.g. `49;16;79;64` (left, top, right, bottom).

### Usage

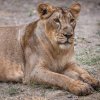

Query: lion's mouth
58;41;71;45
58;34;74;45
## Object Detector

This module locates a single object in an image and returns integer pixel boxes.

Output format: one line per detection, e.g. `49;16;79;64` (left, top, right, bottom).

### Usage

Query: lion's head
37;3;81;49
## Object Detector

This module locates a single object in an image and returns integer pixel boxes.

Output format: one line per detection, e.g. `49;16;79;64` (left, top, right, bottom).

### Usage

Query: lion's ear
69;3;81;18
37;3;54;19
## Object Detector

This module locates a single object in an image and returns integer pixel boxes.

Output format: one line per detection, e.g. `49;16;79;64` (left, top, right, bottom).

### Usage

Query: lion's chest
49;53;72;72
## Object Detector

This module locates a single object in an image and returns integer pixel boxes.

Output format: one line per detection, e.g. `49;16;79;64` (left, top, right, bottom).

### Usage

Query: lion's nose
63;31;73;38
64;34;73;39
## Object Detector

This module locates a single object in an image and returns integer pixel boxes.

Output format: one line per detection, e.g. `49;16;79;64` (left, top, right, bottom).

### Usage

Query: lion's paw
69;80;94;96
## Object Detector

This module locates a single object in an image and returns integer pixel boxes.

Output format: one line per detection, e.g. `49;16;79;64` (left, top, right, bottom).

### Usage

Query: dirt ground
0;0;100;100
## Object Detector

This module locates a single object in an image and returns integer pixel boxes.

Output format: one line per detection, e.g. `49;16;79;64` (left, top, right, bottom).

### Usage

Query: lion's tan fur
0;26;24;81
0;3;99;96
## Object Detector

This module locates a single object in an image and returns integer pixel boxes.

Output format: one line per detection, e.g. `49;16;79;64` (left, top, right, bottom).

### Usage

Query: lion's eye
54;18;60;23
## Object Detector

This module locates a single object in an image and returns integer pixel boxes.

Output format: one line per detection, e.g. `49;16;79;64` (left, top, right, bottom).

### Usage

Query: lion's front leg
23;62;32;84
30;66;93;96
65;63;100;89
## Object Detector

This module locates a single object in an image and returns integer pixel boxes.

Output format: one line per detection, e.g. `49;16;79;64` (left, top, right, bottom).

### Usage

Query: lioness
20;3;99;95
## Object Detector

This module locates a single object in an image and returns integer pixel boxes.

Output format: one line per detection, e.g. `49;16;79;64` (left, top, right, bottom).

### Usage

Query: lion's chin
59;43;71;49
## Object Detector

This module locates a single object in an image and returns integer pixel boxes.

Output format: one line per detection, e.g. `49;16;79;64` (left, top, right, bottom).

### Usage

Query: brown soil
0;0;100;100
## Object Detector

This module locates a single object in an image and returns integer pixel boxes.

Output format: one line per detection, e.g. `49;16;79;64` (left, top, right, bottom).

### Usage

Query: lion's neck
23;20;75;72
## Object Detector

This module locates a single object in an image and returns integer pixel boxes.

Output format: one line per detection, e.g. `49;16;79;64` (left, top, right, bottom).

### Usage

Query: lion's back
0;26;24;81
